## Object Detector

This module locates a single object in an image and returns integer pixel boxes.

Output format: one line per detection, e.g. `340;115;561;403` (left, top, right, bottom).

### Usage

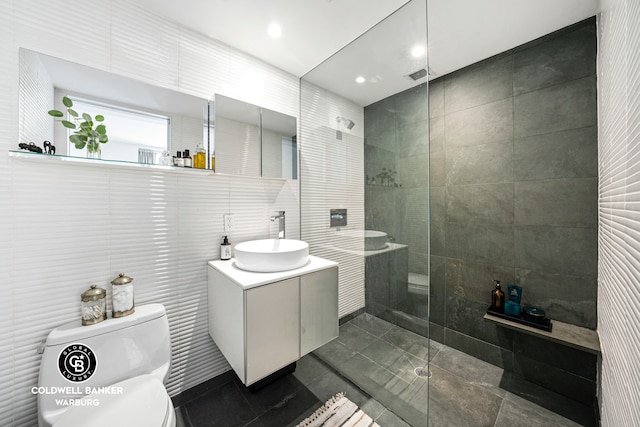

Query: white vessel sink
234;239;309;272
364;230;388;250
334;229;388;251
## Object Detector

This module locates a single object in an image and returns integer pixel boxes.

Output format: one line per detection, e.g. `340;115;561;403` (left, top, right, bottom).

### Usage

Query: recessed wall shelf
8;150;215;175
483;313;600;355
8;150;288;183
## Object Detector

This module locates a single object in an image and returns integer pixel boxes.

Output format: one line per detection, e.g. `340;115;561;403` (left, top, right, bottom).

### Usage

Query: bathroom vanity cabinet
208;256;338;386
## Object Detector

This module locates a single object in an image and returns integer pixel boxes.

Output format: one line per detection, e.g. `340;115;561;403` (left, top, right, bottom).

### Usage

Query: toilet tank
37;304;171;427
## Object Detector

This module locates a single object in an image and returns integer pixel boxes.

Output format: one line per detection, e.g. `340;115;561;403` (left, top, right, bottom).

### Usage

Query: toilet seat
53;374;175;427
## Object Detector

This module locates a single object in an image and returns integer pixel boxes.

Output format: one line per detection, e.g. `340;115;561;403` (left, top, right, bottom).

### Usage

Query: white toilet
37;303;175;427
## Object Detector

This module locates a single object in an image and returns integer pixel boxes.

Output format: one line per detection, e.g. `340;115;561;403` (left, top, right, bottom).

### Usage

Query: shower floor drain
414;367;431;378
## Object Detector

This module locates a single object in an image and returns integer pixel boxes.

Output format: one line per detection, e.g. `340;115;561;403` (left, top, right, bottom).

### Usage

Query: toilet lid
54;374;171;427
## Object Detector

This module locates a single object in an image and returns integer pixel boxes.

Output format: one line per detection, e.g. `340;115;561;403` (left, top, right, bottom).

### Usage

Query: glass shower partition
299;1;430;425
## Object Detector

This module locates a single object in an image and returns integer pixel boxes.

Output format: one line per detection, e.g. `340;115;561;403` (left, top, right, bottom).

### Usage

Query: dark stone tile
512;352;596;406
364;96;397;138
395;83;428;127
445;140;513;185
515;269;597;329
429;78;445;118
513;19;596;95
389;310;430;338
429;344;508;398
430;187;447;256
172;370;236;407
429;322;445;344
429;114;444;154
364;186;396;233
445;296;512;347
444;327;515;371
428;364;502;427
444;98;513;149
445;221;515;267
397;119;429;158
397;153;428;188
514;226;597;276
445;258;514;306
365;253;391;309
182;380;258;427
375;409;412;427
349;313;394;337
313;337;357;368
495;397;590;427
446;183;514;225
338;354;428;427
513;75;597;138
429;150;445;187
340;353;411;396
514;178;598;228
444;54;513;114
245;418;266;427
237;375;320;427
360;339;427;383
382;326;430;361
429;255;446;325
513;333;597;381
365;143;396;182
336;322;379;351
514;126;597;181
500;372;597;426
293;354;332;386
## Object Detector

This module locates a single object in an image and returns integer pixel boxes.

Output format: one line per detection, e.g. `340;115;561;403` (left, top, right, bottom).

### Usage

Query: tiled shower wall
428;18;598;404
364;84;430;276
1;1;301;425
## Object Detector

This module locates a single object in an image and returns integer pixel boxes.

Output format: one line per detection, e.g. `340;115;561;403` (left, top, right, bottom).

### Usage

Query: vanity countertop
208;255;338;289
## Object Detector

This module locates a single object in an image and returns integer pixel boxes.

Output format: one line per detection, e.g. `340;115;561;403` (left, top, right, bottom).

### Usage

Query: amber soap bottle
490;280;505;313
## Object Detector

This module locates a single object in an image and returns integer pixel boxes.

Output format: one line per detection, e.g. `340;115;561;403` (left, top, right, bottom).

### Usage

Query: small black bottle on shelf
490;280;505;313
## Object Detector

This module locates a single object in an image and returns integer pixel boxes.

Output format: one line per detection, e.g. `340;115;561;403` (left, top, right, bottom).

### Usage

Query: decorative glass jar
81;284;107;326
111;272;135;317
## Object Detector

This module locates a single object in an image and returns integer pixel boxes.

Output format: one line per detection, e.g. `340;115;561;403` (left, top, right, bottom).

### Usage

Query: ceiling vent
406;68;428;81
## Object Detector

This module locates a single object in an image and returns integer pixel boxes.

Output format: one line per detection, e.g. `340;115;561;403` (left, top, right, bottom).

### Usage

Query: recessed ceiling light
267;23;282;38
411;45;425;58
355;76;366;84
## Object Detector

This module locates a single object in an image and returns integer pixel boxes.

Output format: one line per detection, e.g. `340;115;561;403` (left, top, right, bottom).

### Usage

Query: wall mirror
213;94;297;179
18;48;209;167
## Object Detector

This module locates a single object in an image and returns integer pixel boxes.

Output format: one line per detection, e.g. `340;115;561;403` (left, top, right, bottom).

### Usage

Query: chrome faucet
270;211;286;239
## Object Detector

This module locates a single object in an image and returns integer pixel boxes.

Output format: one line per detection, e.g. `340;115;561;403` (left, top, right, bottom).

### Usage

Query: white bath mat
295;393;381;427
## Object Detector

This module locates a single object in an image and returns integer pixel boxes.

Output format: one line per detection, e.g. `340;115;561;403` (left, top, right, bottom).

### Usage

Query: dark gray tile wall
428;17;598;405
365;83;429;276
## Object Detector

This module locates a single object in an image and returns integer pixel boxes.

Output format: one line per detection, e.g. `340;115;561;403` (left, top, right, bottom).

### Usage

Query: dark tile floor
173;313;597;427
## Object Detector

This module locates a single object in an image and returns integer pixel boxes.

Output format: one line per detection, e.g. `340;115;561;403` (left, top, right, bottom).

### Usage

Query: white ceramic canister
110;272;135;317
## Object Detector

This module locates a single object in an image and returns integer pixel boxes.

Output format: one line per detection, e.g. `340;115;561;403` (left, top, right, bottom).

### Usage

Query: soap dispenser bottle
490;280;505;313
221;235;231;260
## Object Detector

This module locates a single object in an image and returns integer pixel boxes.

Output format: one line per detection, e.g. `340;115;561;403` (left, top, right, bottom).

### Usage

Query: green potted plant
48;96;108;158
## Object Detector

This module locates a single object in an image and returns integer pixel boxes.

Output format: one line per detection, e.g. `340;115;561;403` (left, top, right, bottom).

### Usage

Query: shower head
337;116;355;130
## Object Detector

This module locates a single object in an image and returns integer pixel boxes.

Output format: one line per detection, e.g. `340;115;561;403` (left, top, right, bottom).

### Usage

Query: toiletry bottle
221;235;231;260
490;280;505;313
194;143;206;169
160;150;173;166
174;150;184;167
211;151;216;172
183;149;192;168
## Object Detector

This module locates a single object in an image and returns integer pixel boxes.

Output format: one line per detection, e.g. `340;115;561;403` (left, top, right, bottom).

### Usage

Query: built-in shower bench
483;313;600;355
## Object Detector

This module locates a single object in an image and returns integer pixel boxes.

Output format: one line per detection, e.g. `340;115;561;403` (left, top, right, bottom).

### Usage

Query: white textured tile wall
300;81;365;317
2;1;300;425
597;0;640;425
